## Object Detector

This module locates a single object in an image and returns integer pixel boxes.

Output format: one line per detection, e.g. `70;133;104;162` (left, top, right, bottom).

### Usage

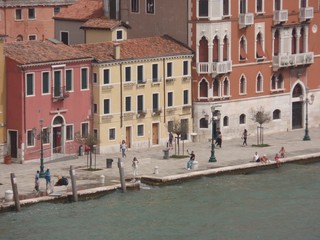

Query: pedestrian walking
120;140;127;158
132;157;139;177
215;131;222;148
279;146;286;158
186;149;195;170
168;132;173;149
34;170;40;192
242;129;248;146
44;168;52;193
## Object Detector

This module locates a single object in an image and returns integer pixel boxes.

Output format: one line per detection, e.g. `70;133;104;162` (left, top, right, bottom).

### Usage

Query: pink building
5;39;93;163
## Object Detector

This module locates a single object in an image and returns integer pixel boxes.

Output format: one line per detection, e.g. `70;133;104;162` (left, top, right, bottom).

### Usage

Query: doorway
292;102;303;129
8;130;18;158
53;126;62;153
126;126;131;148
152;123;159;145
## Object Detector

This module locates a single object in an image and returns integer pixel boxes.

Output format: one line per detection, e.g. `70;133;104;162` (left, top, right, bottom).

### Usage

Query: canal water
0;163;320;240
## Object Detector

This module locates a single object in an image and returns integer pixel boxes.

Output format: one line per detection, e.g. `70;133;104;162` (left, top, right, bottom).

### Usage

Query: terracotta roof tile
53;0;103;21
73;35;193;62
81;18;130;30
5;39;92;65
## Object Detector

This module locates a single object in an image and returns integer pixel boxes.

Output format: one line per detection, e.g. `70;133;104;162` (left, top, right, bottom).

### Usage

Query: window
240;0;247;14
300;0;307;8
109;128;115;140
81;122;89;138
42;128;50;144
116;30;123;41
42;72;50;94
93;129;98;140
137;65;144;83
223;77;230;96
93;104;97;114
66;125;73;141
66;69;73;91
256;33;265;59
131;0;139;13
93;73;97;83
61;32;69;45
81;68;89;90
125;67;131;82
167;92;173;107
137;95;144;113
183;61;188;76
167;62;172;77
27;129;35;147
273;29;280;56
274;0;281;11
54;7;61;15
213;78;220;97
256;73;263;92
213;36;219;62
26;73;34;96
223;116;229;127
198;0;208;17
152;64;158;82
240;75;246;94
271;74;284;91
273;109;281;119
137;125;144;137
125;96;131;112
15;9;22;20
199;79;208;98
53;70;62;97
199;118;208;128
146;0;154;14
28;8;35;19
239;114;246;124
16;35;23;41
240;36;247;60
183;90;189;105
104;99;110;114
223;0;230;16
29;35;36;41
103;69;110;84
256;0;264;13
152;93;159;112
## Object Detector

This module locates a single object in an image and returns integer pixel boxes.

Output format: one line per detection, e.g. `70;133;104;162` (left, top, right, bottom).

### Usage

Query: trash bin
79;145;84;156
106;158;113;168
163;148;170;159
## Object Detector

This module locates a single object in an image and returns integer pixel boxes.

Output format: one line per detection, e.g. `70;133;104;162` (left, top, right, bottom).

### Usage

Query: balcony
299;7;313;22
273;10;288;24
239;13;254;29
272;52;314;71
136;110;147;118
197;61;232;75
52;86;70;101
152;108;162;116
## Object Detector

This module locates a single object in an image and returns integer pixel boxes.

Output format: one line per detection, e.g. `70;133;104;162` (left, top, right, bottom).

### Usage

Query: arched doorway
52;116;64;153
292;84;303;129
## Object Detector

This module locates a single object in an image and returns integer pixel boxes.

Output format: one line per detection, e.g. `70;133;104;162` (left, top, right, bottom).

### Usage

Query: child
279;146;286;158
132;157;139;177
34;170;40;192
274;153;281;167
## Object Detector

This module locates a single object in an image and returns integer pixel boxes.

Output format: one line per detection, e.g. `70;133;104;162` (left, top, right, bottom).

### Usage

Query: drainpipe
120;62;123;128
163;58;166;123
22;67;26;163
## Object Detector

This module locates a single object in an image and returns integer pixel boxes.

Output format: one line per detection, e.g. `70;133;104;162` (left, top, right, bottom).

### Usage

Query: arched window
239;114;246;124
223;36;228;61
256;73;263;92
213;78;220;97
199;118;208;128
292;84;303;98
53;116;64;125
299;27;305;53
223;116;229;126
277;74;284;89
16;35;23;41
240;36;247;60
274;29;279;56
199;36;209;62
240;75;246;94
271;73;284;91
271;74;277;90
213;36;219;62
273;109;281;119
292;28;297;54
199;79;208;98
256;32;265;59
223;77;230;96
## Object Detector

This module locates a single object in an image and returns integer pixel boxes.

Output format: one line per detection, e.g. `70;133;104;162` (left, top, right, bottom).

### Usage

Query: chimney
114;43;120;60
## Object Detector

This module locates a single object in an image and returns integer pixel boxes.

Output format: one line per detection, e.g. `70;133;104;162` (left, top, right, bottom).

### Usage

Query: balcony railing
272;52;314;70
273;10;288;24
197;61;232;75
52;86;69;101
239;13;254;29
299;7;313;22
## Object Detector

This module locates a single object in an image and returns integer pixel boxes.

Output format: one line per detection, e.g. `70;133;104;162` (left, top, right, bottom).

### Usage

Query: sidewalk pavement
1;128;320;204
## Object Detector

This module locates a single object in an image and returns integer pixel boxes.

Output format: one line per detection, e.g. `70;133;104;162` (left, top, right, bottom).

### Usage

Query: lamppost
205;105;221;162
39;119;45;177
300;88;315;141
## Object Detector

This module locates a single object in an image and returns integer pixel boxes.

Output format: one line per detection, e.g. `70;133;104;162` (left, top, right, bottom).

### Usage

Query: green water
0;163;320;240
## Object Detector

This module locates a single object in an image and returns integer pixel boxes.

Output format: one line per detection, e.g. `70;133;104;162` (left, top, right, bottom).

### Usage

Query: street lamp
300;88;315;141
205;105;221;162
39;119;45;177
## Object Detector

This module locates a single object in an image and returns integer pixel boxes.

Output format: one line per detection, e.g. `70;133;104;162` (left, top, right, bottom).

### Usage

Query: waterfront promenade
1;128;320;209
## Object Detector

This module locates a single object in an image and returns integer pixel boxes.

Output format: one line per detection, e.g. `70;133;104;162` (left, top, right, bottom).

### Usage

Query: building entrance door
292;101;303;129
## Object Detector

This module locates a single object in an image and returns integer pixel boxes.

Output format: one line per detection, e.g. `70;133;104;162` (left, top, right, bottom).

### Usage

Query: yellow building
74;26;193;153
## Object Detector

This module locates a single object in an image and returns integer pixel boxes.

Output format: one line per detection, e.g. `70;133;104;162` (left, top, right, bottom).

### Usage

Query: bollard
10;173;20;212
4;190;13;202
118;158;126;193
154;166;159;174
100;175;105;185
69;165;78;202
